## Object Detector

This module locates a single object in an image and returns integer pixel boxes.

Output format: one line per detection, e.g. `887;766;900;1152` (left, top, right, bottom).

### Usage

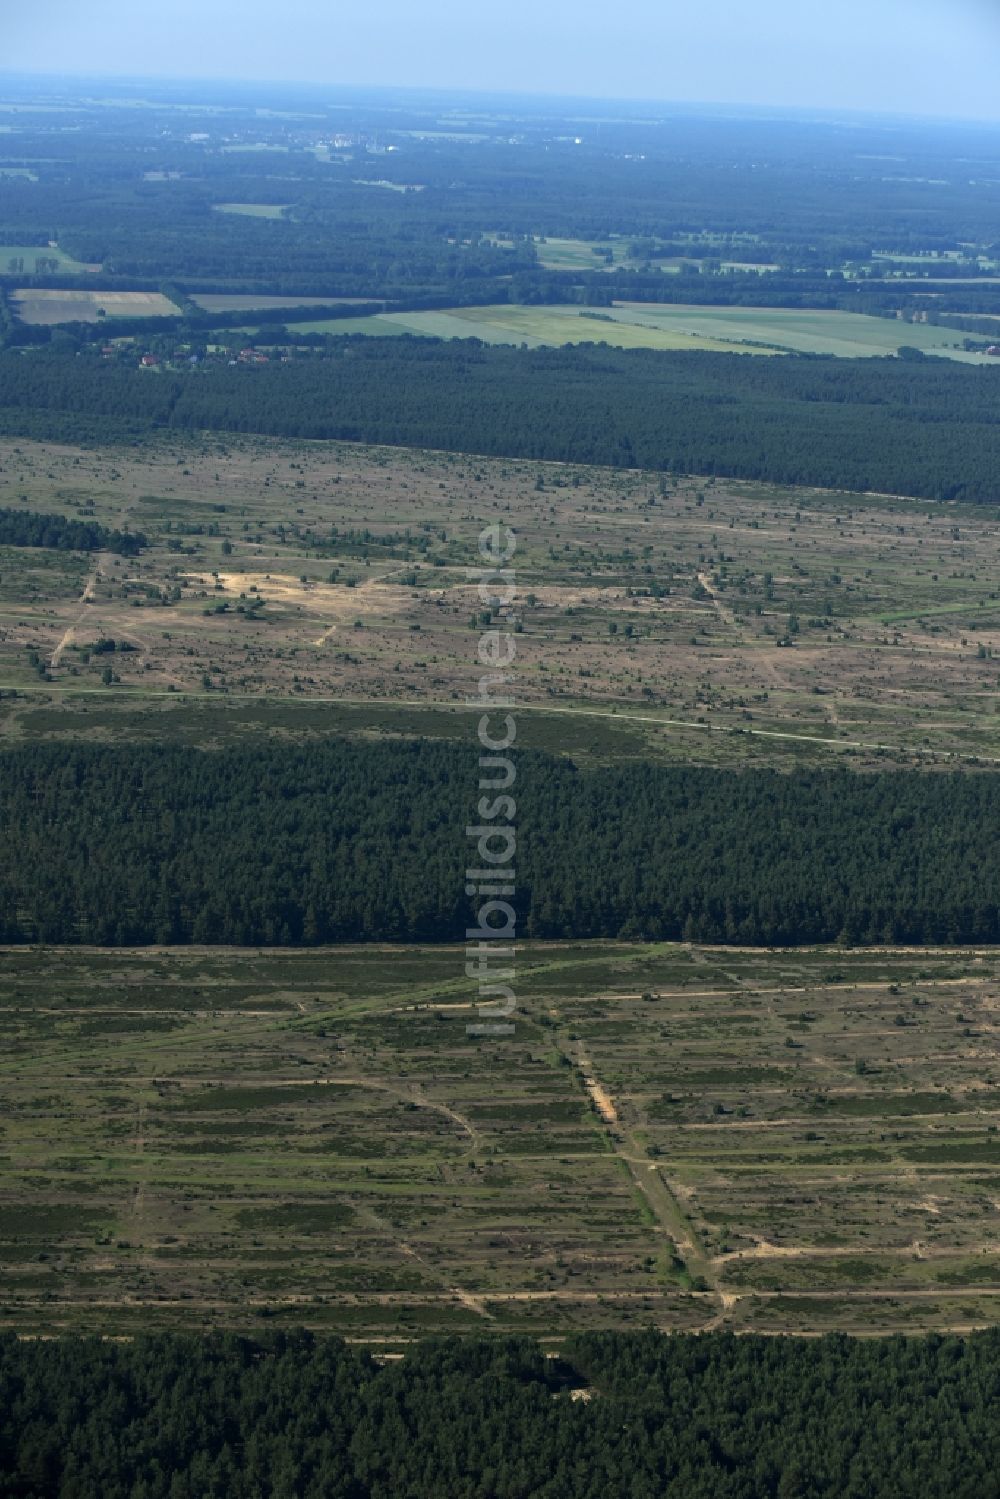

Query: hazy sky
4;0;1000;120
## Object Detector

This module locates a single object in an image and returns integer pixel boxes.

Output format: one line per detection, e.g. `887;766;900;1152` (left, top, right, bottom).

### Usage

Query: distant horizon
1;69;999;134
3;0;1000;124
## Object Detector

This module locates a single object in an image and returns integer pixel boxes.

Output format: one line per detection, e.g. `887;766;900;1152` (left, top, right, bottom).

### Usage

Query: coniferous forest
0;507;145;555
1;1329;997;1499
3;342;1000;502
3;740;1000;947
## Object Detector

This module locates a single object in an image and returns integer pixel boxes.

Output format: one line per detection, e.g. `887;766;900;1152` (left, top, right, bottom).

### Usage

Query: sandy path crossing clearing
50;554;103;668
578;1056;618;1123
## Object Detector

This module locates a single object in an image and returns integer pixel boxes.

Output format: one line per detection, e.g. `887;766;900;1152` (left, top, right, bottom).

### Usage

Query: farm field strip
211;202;289;218
10;290;178;324
190;293;382;312
275;305;762;352
0;244;98;275
269;301;994;361
608;302;991;360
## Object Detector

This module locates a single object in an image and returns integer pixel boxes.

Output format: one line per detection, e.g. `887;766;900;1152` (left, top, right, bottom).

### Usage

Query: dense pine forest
3;341;1000;501
4;740;1000;946
0;507;145;555
1;1328;997;1498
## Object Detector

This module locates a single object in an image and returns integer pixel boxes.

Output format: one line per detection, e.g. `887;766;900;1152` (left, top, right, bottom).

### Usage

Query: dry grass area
2;432;1000;766
5;941;1000;1339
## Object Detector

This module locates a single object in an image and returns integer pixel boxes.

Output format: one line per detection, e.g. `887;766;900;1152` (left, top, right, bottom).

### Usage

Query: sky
3;0;1000;121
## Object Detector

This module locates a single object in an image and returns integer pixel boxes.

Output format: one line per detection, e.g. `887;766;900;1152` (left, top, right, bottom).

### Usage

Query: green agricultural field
608;302;990;360
0;243;97;276
212;202;289;218
270;314;416;337
191;293;380;313
274;301;989;361
4;941;1000;1339
280;305;763;352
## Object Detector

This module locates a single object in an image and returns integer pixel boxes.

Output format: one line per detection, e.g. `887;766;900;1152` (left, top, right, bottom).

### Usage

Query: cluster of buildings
102;343;297;371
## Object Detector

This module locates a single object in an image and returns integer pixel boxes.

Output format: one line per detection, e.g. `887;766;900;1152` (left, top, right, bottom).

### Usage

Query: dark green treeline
4;341;1000;501
1;1328;997;1498
3;740;1000;946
